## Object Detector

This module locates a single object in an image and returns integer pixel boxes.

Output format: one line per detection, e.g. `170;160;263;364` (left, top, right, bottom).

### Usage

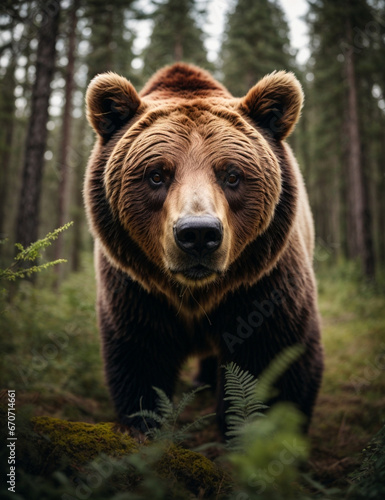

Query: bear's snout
174;215;223;258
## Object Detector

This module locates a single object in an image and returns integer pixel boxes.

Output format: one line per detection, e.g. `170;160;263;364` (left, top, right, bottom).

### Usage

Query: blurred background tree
304;0;385;280
141;0;212;78
221;0;295;96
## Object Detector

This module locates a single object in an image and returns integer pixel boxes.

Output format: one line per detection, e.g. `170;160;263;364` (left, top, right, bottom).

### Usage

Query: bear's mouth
182;265;214;280
171;264;218;282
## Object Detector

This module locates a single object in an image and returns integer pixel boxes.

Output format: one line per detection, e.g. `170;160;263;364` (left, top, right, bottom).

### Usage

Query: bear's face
85;65;303;312
103;105;282;288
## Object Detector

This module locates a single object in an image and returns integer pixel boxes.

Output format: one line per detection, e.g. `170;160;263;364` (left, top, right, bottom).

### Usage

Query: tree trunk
54;0;79;286
345;17;375;279
0;58;16;243
70;112;91;273
70;166;84;273
377;128;385;267
15;1;60;249
174;34;183;61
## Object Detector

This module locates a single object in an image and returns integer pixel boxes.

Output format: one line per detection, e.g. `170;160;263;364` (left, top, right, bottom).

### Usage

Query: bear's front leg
100;320;183;433
216;341;322;436
214;282;323;436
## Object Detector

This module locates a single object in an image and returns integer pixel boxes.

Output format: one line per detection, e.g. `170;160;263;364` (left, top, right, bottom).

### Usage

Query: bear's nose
174;216;223;257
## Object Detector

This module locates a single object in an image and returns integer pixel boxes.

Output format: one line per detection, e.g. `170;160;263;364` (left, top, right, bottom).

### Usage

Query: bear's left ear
239;71;303;140
86;72;141;143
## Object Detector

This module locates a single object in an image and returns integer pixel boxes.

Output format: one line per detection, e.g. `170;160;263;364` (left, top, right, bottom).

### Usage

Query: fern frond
224;362;267;419
129;385;214;444
178;412;216;436
128;409;165;425
224;347;306;450
174;384;210;419
152;387;174;420
223;362;267;449
255;344;304;402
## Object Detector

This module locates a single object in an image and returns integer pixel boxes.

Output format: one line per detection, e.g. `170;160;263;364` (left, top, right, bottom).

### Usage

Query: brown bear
84;63;323;434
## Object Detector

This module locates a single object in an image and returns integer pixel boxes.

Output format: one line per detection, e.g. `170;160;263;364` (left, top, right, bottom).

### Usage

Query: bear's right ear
86;72;141;142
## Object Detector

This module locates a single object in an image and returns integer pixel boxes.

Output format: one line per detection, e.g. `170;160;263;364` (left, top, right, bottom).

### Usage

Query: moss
32;417;138;472
156;443;230;497
5;413;228;497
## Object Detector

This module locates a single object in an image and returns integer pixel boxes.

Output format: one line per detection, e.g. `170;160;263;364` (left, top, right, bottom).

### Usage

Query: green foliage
130;385;215;444
0;254;109;416
224;346;304;450
224;362;268;448
255;345;305;402
0;222;73;282
227;403;309;500
0;443;169;500
0;406;224;500
348;424;385;499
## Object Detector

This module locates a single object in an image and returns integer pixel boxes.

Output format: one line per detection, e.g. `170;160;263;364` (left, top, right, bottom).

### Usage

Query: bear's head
85;64;303;317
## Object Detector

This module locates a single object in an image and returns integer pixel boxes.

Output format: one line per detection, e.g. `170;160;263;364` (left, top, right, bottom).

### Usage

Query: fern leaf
128;409;165;425
223;362;267;449
128;385;214;444
174;384;210;418
152;387;174;420
255;345;304;402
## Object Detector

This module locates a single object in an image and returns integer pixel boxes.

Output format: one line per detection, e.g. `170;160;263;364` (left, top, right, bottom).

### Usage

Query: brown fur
84;63;323;434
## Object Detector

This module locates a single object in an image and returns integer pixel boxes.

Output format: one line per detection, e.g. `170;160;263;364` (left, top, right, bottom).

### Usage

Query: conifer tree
54;0;80;285
67;0;138;273
221;0;294;96
15;1;61;249
141;0;210;78
85;0;137;81
306;0;381;278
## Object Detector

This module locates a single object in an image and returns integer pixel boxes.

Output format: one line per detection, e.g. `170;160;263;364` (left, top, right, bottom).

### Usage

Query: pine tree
304;2;347;258
221;0;294;97
85;0;137;81
15;1;61;249
306;0;380;278
141;0;210;78
0;1;30;247
0;57;16;244
54;0;80;286
67;0;138;273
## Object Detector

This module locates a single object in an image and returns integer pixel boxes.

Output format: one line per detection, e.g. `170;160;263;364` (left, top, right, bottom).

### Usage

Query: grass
0;255;112;422
309;262;385;485
1;254;384;491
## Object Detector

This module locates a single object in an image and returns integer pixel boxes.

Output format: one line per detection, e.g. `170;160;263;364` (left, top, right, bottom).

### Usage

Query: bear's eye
149;170;164;187
226;172;240;187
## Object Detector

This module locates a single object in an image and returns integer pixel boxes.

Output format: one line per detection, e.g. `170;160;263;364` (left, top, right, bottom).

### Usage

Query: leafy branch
0;222;73;281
